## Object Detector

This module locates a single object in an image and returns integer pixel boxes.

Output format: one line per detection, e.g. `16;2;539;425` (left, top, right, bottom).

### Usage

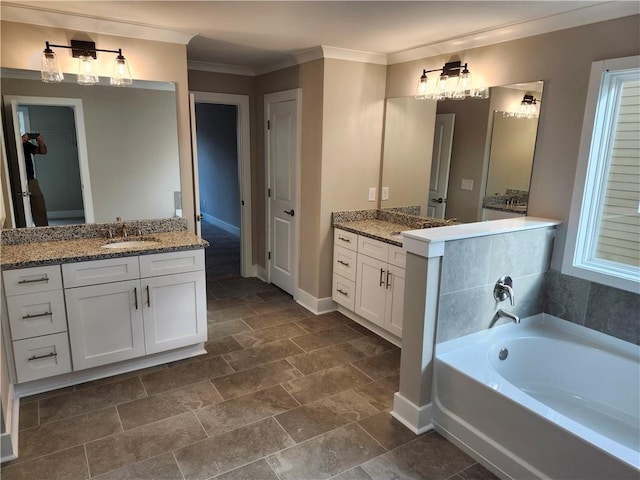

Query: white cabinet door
65;279;145;370
355;254;387;327
384;264;405;338
142;271;206;354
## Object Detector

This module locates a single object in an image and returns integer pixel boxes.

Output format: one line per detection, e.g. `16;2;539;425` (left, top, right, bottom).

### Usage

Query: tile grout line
171;450;187;480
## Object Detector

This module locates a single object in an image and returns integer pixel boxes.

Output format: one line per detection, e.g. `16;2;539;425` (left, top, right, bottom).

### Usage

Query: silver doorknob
432;198;444;204
284;209;295;217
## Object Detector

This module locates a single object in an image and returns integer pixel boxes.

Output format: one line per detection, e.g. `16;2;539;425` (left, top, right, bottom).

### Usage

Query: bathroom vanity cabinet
332;229;405;342
2;249;206;383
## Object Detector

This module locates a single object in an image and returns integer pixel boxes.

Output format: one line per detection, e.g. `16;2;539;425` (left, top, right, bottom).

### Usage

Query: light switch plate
461;179;474;191
381;187;389;200
368;187;376;201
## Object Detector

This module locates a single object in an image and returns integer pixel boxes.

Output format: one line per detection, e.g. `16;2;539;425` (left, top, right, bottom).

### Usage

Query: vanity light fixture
415;60;486;101
519;94;539;118
41;40;132;86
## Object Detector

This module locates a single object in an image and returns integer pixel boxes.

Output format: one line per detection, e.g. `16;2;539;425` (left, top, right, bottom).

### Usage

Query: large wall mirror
1;68;181;229
379;81;544;223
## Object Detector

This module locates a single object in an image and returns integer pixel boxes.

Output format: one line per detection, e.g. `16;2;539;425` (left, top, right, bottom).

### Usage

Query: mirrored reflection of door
5;95;93;227
427;114;455;219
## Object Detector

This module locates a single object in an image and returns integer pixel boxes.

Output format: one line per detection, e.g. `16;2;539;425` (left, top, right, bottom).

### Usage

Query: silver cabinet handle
22;311;53;320
134;287;139;310
337;260;350;267
337;288;348;296
379;268;385;287
146;285;151;307
386;271;392;289
338;236;351;243
18;276;49;284
28;351;57;362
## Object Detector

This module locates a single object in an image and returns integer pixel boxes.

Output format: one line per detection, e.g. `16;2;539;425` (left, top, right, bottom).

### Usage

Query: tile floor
1;277;498;480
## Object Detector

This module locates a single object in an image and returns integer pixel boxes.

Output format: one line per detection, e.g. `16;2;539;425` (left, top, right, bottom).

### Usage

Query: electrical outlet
461;179;474;191
368;187;376;201
381;187;389;201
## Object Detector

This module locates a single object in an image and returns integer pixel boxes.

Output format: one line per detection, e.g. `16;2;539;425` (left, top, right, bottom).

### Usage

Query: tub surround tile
140;356;233;396
116;381;223;430
267;423;386;480
283;364;373;404
585;282;640;345
440;237;492;294
0;445;89;480
274;390;378;443
544;270;590;324
362;433;475;480
195;385;300;435
85;411;207;477
212;359;303;399
92;453;183;480
487;227;555;280
174;417;294;480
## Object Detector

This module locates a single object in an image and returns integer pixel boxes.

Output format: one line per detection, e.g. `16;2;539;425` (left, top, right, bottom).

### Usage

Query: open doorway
190;92;252;282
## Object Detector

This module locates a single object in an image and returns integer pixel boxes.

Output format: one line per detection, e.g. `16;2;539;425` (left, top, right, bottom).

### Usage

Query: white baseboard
202;212;240;237
296;288;337;315
391;392;434;434
255;265;268;283
0;384;19;463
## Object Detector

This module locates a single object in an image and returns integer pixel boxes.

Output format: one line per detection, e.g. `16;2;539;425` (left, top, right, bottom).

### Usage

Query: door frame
4;95;94;226
264;89;302;297
189;91;253;277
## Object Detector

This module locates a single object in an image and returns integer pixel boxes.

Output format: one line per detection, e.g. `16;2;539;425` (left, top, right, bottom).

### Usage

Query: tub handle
494;276;515;306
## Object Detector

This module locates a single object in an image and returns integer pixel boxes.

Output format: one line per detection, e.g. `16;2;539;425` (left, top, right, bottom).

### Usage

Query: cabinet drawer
334;229;358;251
3;265;62;296
62;257;140;288
7;290;67;340
333;245;357;282
388;245;406;269
139;249;205;278
13;332;72;383
358;236;389;262
332;274;355;311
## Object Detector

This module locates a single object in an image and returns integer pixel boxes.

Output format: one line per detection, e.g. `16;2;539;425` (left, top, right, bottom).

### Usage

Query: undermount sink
101;238;160;249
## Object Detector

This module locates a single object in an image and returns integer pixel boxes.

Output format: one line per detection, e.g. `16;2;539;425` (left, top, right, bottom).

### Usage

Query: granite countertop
334;220;408;246
1;231;208;269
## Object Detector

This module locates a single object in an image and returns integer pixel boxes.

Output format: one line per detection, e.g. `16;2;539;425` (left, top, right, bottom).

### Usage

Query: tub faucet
490;309;520;328
494;276;515;306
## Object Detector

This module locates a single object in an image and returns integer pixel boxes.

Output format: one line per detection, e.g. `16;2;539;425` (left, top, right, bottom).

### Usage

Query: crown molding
0;2;195;45
388;2;640;65
321;46;387;65
187;60;255;77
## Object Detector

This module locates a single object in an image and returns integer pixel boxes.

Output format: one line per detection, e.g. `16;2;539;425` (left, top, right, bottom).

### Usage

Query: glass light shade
41;50;64;83
434;74;449;101
77;56;99;85
415;73;429;99
110;55;132;86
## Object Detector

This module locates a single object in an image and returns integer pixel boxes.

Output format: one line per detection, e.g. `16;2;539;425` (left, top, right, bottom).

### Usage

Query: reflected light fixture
415;61;486;101
41;40;132;86
519;94;539;118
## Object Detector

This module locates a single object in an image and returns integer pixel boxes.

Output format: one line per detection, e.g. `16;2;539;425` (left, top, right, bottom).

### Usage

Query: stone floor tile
0;445;89;480
287;342;367;375
207;319;251;339
213;359;303;399
233;322;307;348
361;433;475;480
174;417;294;480
243;306;311;329
330;466;374;480
457;462;500;480
92;453;183;480
117;381;223;430
213;459;280;480
196;385;299;435
223;339;304;371
18;401;38;430
266;423;385;480
19;386;75;405
85;412;207;477
357;411;417;450
208;305;256;323
351;349;401;380
291;326;363;352
294;312;352;333
283;364;372;404
245;299;304;316
73;365;168;390
349;335;398;357
140;356;233;395
17;407;122;463
38;377;146;425
275;390;378;443
354;375;399;412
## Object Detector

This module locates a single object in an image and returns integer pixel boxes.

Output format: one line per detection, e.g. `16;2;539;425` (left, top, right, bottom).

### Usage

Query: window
563;56;640;293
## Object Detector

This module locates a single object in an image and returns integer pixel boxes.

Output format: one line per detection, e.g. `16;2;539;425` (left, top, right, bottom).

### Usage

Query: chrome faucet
490;309;520;327
116;217;128;238
493;276;515;306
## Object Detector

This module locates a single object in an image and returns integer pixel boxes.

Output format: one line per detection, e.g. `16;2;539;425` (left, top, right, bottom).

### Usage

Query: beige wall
0;21;193;229
386;15;640;268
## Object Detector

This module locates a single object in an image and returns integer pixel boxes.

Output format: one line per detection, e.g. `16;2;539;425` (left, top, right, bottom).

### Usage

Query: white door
266;91;300;296
142;272;207;354
427;114;455;219
65;280;145;370
189;93;202;237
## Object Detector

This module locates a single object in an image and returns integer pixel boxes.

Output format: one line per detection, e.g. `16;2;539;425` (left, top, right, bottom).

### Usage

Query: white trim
0;115;16;229
255;265;268;283
562;55;640;293
5;95;94;226
0;3;195;45
321;46;387;65
0;385;19;463
190;91;252;278
202;212;240;237
188;61;255;77
391;392;434;434
264;88;302;298
296;289;337;315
